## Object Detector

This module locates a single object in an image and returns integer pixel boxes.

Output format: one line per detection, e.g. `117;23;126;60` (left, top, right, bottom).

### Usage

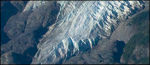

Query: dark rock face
4;12;30;39
1;1;60;64
1;33;36;54
1;1;18;45
113;40;125;63
10;1;28;12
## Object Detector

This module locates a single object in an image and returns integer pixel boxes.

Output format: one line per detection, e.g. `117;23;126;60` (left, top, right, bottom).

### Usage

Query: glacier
27;1;146;64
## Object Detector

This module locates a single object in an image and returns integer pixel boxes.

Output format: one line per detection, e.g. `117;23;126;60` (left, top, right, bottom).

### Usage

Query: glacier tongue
32;1;145;64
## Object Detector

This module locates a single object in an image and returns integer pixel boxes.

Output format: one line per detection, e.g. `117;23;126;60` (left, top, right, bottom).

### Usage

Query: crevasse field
1;1;149;64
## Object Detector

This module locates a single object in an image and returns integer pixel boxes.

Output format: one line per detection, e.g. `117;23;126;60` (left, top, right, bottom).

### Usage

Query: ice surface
30;1;145;64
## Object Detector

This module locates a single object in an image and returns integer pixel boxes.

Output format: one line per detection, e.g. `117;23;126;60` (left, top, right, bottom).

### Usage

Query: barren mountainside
1;1;149;64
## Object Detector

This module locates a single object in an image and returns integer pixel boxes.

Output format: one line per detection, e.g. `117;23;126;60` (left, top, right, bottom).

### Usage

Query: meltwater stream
27;1;146;64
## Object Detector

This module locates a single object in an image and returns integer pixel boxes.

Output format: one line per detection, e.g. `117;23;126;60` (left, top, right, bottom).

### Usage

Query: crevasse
31;1;145;64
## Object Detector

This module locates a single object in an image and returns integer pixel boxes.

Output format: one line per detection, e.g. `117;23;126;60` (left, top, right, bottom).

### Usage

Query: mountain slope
31;1;146;64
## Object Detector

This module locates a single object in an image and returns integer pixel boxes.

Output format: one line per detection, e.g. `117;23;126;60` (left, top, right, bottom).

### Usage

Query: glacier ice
30;1;146;64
